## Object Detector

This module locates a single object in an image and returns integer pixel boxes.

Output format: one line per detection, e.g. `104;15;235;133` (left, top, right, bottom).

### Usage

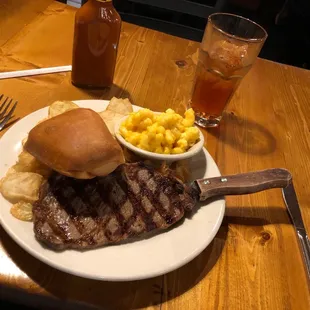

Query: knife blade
282;182;310;280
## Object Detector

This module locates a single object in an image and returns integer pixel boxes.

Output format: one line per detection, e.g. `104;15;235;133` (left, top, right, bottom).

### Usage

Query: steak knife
191;168;310;280
282;182;310;280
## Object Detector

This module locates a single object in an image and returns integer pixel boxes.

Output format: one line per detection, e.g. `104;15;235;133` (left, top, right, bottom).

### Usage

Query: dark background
113;0;310;69
68;0;310;70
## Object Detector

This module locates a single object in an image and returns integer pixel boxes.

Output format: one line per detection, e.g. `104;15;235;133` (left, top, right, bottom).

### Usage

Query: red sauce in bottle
71;0;121;88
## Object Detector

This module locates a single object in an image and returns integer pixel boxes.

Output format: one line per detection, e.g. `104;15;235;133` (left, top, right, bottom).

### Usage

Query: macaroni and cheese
119;108;200;154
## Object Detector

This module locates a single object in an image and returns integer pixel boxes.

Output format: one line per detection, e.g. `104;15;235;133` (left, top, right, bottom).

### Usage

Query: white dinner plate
0;100;225;281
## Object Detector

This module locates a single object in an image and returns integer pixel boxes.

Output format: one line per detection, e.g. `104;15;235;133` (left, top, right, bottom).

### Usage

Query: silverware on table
0;94;18;131
282;182;310;280
191;168;310;280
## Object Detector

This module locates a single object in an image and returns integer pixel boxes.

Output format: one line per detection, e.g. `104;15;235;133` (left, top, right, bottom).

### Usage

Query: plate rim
0;99;225;281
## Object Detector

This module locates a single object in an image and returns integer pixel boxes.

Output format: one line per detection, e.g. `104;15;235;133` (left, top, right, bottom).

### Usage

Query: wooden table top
0;1;310;309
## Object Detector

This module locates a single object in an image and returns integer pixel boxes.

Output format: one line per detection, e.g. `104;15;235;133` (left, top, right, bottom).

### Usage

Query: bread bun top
24;108;124;179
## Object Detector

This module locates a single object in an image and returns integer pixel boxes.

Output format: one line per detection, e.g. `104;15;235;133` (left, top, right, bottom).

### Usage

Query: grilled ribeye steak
33;162;198;250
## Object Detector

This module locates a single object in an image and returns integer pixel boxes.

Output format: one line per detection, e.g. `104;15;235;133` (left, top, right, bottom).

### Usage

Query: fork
0;94;18;131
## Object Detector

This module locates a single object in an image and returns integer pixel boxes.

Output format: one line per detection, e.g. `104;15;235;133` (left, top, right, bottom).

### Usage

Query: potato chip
5;166;17;176
106;97;133;115
13;151;52;178
22;136;28;146
0;172;44;203
11;201;33;222
98;97;133;135
99;110;125;135
48;100;79;118
122;147;142;163
171;160;191;183
36;117;48;125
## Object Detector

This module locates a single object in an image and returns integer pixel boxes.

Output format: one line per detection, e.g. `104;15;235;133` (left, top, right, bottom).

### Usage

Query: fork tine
0;101;17;130
0;98;13;119
0;95;8;113
0;94;3;102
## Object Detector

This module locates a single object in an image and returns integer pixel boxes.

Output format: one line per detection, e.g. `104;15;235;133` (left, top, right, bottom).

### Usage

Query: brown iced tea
191;49;250;127
191;13;267;127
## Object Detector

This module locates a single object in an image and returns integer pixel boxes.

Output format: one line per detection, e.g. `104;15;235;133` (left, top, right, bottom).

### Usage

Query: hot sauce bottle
71;0;121;88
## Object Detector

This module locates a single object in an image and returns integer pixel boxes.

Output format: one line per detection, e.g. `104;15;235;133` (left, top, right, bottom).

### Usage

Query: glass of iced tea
191;13;267;127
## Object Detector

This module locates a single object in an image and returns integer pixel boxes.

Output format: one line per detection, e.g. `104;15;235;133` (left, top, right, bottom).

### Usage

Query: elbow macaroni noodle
120;108;200;154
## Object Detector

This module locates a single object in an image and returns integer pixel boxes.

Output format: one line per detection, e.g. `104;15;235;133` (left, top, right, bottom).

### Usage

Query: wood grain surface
0;1;309;309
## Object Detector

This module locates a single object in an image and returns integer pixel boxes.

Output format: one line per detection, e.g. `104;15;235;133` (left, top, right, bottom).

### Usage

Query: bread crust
24;108;124;179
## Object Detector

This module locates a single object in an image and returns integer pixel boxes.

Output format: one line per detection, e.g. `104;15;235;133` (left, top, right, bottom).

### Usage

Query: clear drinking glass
191;13;268;127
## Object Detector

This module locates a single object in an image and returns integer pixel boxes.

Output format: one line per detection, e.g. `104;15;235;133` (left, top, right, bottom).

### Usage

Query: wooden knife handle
195;168;292;201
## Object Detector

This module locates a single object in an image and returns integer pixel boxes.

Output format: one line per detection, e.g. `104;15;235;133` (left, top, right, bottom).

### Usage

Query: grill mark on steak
53;179;91;237
129;164;179;231
96;180;121;242
100;176;126;239
133;166;171;226
116;165;158;234
150;172;183;225
120;163;186;231
33;162;197;250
